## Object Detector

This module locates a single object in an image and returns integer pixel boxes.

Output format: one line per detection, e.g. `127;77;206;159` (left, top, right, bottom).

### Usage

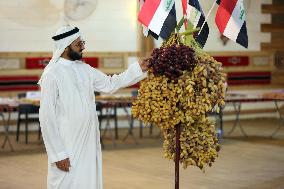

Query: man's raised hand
139;59;149;72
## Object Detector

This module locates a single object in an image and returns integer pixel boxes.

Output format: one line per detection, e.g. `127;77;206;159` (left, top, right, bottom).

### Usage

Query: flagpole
181;0;188;29
175;124;181;189
198;0;217;35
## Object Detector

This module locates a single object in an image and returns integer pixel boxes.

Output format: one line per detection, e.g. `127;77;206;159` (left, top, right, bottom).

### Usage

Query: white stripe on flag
142;25;149;36
223;0;245;41
186;6;201;28
148;1;173;35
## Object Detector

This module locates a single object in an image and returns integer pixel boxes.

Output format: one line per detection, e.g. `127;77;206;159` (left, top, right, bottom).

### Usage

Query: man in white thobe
39;26;148;189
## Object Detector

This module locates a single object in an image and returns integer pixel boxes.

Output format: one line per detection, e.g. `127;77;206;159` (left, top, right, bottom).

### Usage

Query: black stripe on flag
195;15;209;48
188;0;202;12
189;0;209;48
159;3;177;40
236;21;248;48
148;30;159;40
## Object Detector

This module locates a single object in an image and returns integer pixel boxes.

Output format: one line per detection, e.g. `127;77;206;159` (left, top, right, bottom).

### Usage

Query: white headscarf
38;25;82;85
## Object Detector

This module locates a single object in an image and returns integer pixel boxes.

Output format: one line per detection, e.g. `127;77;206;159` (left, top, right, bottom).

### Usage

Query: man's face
67;38;85;61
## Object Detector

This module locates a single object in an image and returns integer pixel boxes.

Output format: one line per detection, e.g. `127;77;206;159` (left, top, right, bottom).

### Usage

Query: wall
0;0;272;53
0;0;281;96
0;0;138;52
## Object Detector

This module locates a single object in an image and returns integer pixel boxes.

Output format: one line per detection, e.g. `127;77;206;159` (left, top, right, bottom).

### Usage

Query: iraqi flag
185;0;209;48
138;0;177;40
139;0;150;36
138;0;159;39
215;0;248;48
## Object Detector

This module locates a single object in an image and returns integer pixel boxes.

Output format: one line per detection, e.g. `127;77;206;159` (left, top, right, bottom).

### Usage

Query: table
96;97;138;144
13;97;139;146
225;91;284;137
0;99;18;151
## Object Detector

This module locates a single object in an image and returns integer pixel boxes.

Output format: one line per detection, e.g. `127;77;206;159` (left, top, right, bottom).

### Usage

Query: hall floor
0;118;284;189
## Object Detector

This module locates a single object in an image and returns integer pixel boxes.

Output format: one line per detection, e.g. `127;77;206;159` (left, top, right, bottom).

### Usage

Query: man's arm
91;60;148;94
39;73;70;171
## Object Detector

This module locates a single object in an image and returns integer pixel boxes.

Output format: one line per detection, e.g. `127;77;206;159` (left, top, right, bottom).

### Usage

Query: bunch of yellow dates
132;37;226;171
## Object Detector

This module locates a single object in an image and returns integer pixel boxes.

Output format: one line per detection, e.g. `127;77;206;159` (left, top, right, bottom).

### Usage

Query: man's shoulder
76;60;98;72
46;63;62;75
42;62;65;80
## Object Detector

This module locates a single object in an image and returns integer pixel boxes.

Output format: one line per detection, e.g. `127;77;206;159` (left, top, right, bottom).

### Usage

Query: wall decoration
252;56;270;66
101;57;124;69
227;72;271;85
0;58;20;69
0;76;39;91
214;56;249;66
26;57;51;69
82;57;99;68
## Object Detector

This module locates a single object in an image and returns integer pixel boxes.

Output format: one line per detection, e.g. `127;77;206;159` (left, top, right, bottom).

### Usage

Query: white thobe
39;57;146;189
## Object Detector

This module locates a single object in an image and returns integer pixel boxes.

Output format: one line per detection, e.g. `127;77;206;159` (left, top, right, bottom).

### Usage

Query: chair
16;93;40;144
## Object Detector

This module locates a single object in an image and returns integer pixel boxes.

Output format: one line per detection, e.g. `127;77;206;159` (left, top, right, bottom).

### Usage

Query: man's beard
67;46;82;61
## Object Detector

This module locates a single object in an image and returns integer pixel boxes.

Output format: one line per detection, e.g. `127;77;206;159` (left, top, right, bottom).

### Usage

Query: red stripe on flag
181;0;188;28
182;0;187;15
138;0;161;27
215;0;238;33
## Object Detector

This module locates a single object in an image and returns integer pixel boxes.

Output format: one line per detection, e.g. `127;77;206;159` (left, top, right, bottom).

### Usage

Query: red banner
26;57;50;69
82;57;99;68
214;56;249;66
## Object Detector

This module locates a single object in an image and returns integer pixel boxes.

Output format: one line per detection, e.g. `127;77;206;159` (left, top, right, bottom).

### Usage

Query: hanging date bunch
132;29;226;170
148;44;196;80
